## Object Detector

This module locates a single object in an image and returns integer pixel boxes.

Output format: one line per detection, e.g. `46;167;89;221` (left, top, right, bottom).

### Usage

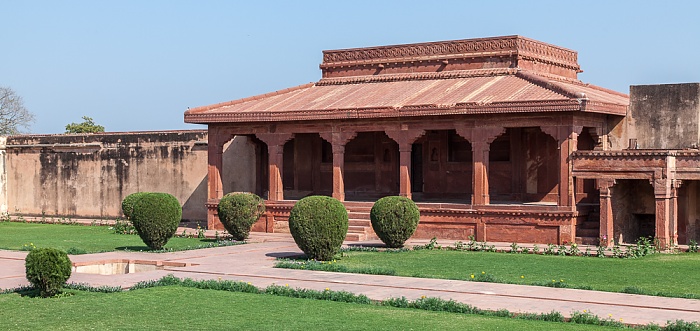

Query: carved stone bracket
672;179;683;190
385;129;426;151
319;131;357;154
597;178;616;197
255;133;294;150
455;126;505;146
208;127;229;151
539;126;560;142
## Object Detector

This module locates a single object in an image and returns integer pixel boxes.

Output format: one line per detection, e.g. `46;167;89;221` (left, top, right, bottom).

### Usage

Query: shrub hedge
131;192;182;250
121;192;150;220
288;196;348;261
25;248;72;297
218;192;265;241
370;196;420;248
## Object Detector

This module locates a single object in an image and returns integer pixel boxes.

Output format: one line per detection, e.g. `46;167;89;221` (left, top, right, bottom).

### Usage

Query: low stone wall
2;130;255;222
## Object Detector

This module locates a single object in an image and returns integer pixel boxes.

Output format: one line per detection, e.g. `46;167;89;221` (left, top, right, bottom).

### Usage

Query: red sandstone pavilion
185;35;700;249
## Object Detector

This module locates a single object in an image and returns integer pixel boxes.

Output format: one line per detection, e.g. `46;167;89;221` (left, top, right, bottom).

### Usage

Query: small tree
370;196;420;248
218;192;265;241
0;86;35;134
65;116;105;133
25;248;72;297
131;193;182;250
288;196;348;261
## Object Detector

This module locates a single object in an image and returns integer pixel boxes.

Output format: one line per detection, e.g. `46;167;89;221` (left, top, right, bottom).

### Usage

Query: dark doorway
411;143;423;193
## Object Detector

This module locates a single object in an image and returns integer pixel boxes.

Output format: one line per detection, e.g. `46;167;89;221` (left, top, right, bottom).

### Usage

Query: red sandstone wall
5;131;256;221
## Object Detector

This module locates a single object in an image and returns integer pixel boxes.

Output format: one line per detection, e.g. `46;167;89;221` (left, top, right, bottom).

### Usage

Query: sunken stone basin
72;259;194;275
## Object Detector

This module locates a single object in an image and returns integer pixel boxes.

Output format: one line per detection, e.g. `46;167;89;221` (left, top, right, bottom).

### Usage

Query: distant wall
625;83;700;149
2;130;256;221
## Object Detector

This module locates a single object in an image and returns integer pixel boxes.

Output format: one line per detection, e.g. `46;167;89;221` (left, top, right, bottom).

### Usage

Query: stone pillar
385;129;425;200
207;133;224;201
670;180;682;246
653;177;671;249
255;133;293;201
332;144;346;201
559;127;581;208
655;194;671;249
598;178;615;247
652;155;677;249
398;144;412;198
320;131;357;201
471;141;491;205
206;127;233;230
456;127;504;206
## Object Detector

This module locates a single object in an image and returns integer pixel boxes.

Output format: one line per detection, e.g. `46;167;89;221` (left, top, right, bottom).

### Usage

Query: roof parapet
321;35;581;80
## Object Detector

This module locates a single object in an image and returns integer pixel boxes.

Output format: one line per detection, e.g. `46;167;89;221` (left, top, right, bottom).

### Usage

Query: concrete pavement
1;233;699;326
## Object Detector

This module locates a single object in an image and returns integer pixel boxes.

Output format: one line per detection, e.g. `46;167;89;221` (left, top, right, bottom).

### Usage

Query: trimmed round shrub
121;192;150;220
25;248;72;297
131;192;182;250
218;192;266;241
370;196;420;248
289;196;348;261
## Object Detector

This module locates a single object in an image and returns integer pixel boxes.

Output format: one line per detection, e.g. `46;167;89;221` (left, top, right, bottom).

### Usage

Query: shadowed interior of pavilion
244;127;599;206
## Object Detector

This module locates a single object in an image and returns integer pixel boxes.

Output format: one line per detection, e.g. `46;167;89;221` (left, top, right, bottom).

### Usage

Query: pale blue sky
2;1;699;134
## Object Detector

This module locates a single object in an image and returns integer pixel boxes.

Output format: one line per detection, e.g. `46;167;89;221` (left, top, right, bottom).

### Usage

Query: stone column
385;129;425;200
255;133;293;201
471;141;491;205
670;180;682;246
332;144;346;201
598;178;615;247
655;194;671;249
653;155;677;249
320;131;357;201
457;127;504;206
206;127;233;230
207;133;225;201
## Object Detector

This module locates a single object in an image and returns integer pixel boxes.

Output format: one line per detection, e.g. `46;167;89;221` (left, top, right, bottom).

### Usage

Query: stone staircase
575;206;600;245
344;202;377;242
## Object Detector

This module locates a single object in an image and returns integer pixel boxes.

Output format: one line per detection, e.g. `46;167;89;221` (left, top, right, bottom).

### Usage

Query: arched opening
677;181;700;245
411;129;472;202
221;136;258;196
573;128;602;245
575;128;598;204
344;132;399;200
489;127;558;204
281;133;332;199
611;179;655;244
246;135;269;198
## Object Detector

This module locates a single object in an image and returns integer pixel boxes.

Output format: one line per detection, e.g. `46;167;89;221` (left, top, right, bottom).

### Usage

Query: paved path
1;233;699;326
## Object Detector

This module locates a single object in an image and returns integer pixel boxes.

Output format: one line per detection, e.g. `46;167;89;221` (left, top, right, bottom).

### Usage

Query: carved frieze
321;36;579;71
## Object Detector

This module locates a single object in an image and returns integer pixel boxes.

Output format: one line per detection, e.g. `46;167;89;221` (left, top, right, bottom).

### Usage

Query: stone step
578;221;600;229
348;225;369;233
345;232;366;241
348;211;371;219
575;236;600;245
349;219;371;227
576;228;599;237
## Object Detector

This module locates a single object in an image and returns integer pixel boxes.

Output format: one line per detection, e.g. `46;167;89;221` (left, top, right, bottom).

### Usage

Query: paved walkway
1;232;699;326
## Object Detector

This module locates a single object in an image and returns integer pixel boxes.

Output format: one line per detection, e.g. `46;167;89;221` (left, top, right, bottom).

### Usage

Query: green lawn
326;250;700;297
0;222;232;253
0;286;621;330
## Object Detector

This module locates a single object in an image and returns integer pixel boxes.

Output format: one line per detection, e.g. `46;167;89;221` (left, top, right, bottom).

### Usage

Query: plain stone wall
2;130;255;222
626;83;700;149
